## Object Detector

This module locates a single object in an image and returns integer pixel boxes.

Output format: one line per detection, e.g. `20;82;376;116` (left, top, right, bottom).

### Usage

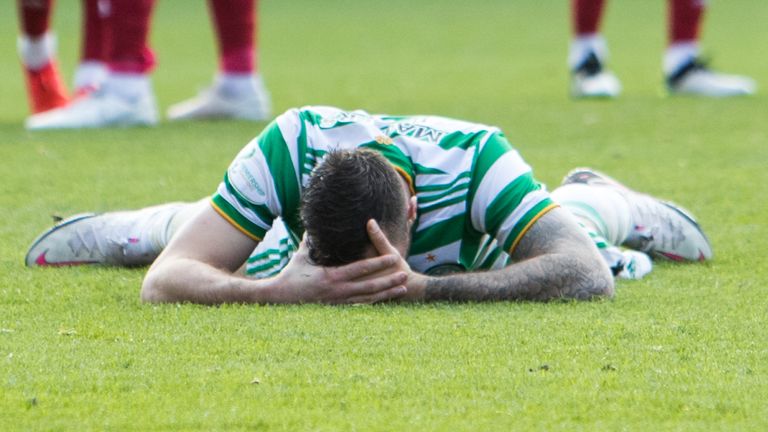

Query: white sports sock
164;200;209;244
214;72;263;99
664;42;699;76
74;61;108;92
17;32;56;70
103;73;153;102
116;201;206;264
552;183;650;278
568;34;608;70
551;183;633;246
617;249;652;280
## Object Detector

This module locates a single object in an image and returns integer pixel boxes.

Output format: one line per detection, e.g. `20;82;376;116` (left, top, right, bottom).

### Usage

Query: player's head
301;149;415;266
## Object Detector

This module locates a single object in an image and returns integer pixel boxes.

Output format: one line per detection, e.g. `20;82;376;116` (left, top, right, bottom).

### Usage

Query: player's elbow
140;265;173;303
591;264;615;299
562;253;615;301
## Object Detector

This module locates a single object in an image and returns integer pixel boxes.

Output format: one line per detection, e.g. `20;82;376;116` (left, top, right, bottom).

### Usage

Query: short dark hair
301;149;409;266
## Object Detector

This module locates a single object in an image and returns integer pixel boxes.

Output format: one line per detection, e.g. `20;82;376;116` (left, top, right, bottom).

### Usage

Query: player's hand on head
275;237;408;305
366;219;428;300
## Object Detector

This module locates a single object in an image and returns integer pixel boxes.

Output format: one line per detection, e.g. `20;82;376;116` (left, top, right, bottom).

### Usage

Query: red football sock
572;0;605;36
107;0;157;74
81;0;108;62
208;0;256;74
668;0;704;43
18;0;54;37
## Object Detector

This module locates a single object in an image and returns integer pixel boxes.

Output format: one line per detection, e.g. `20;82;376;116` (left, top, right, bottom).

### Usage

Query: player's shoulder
280;105;374;127
405;113;497;134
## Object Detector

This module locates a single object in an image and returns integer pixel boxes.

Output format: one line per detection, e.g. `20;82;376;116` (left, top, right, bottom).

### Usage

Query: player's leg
25;199;295;277
17;0;69;114
569;0;621;98
73;0;109;95
551;181;651;279
26;200;207;267
558;168;712;263
665;0;755;96
167;0;272;121
25;0;159;130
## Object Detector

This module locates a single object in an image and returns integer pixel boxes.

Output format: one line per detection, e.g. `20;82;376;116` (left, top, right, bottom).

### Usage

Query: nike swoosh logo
656;251;685;262
697;250;707;262
35;250;100;266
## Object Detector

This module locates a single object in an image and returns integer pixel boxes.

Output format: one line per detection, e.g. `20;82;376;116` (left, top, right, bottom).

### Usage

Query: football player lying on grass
26;106;712;304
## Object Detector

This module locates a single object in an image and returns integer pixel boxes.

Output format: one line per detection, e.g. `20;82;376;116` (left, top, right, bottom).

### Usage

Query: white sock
214;72;264;99
664;42;699;76
18;32;56;70
164;200;209;245
617;249;652;280
74;61;108;92
103;72;153;102
568;34;608;70
551;183;633;246
115;200;206;265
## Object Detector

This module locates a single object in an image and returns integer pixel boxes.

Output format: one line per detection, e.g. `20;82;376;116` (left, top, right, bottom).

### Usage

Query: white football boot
25;82;158;130
167;75;271;121
72;61;108;96
25;203;190;267
571;52;622;99
561;168;713;262
667;59;756;97
26;213;139;266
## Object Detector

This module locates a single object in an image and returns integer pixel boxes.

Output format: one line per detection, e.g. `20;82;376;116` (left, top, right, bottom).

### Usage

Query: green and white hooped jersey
210;106;557;277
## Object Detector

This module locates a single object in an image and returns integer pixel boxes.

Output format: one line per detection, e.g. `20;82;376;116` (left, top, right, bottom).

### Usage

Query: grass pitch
2;1;767;430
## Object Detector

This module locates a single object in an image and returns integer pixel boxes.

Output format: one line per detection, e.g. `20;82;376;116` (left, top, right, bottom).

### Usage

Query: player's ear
407;196;417;223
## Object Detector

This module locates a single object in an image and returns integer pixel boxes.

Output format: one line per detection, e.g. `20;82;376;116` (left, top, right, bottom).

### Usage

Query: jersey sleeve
468;132;558;255
211;110;303;241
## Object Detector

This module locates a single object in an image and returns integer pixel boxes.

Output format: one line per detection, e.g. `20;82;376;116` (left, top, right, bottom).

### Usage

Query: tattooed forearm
424;207;614;302
424;253;611;301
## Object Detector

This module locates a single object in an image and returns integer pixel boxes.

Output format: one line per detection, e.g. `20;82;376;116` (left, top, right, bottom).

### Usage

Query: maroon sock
669;0;704;43
572;0;605;35
209;0;256;74
108;0;156;74
18;0;55;37
81;0;108;62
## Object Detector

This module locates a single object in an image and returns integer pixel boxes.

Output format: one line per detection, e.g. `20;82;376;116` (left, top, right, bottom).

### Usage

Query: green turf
2;1;768;430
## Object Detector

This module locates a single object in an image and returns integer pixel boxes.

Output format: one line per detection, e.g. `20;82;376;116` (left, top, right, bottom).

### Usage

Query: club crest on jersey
374;135;394;145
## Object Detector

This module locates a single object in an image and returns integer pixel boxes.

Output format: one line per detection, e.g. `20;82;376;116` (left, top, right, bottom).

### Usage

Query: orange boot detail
24;61;69;114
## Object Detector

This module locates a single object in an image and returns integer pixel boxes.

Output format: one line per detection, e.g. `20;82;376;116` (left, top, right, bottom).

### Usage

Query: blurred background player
569;0;756;98
17;0;107;114
25;0;271;130
166;0;271;122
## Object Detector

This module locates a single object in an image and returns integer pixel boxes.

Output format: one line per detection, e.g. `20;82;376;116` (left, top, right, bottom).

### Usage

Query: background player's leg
572;0;604;40
665;0;755;96
17;0;69;113
664;0;704;76
212;0;255;75
167;0;271;122
25;0;160;130
18;0;53;37
568;0;621;98
74;0;109;94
